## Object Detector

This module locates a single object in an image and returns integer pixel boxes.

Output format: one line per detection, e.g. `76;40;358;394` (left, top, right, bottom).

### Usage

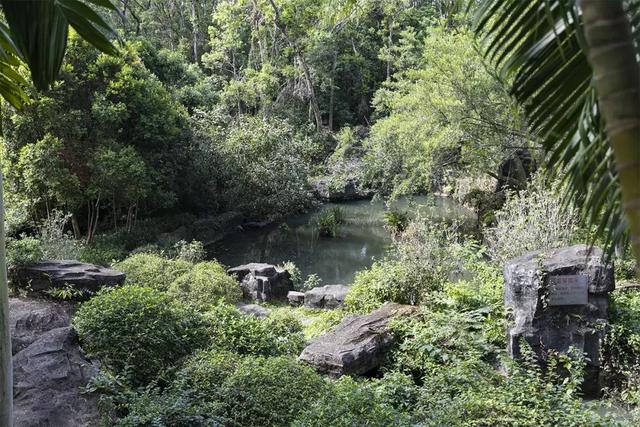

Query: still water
210;196;472;285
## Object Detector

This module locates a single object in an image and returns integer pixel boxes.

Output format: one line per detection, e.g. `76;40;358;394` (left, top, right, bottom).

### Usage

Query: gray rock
228;263;293;301
298;303;417;376
237;303;271;318
304;285;349;309
504;244;614;395
13;260;125;295
287;291;306;307
9;298;72;355
10;298;100;426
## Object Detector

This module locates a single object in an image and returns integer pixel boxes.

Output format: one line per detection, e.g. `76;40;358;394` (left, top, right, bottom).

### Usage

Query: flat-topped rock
298;303;417;377
304;285;349;309
287;291;306;306
13;260;125;295
505;244;614;396
10;298;100;426
228;263;292;301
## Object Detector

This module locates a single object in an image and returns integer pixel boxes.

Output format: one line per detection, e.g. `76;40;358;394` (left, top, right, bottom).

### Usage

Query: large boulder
298;303;417;377
10;298;100;426
304;285;350;309
13;260;125;295
504;244;614;395
228;263;293;302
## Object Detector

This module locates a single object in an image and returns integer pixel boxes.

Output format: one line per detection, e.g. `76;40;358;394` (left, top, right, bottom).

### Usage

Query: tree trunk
582;0;640;272
267;0;323;131
0;172;13;427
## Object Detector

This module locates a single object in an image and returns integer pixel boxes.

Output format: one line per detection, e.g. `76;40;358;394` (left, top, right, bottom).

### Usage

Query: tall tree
474;0;640;270
0;1;118;425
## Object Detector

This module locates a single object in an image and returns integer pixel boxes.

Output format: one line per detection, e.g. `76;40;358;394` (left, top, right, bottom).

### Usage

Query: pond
209;196;473;285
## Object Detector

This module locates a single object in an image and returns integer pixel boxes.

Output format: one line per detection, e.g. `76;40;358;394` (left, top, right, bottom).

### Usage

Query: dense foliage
73;285;210;386
3;1;640;426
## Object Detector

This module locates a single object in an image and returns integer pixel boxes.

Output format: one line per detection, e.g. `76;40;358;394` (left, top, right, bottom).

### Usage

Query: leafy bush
115;253;192;291
6;236;44;270
486;174;575;265
115;386;225;427
602;291;640;399
79;233;127;266
278;261;302;288
217;356;326;427
299;273;322;292
36;209;81;260
74;285;210;386
174;240;206;263
204;304;305;356
390;308;499;380
314;206;346;238
345;261;415;313
383;209;409;234
293;376;413;427
416;347;613;426
168;261;242;308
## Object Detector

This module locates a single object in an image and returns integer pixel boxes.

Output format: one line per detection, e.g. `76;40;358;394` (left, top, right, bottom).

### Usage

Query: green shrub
383;209;409;234
218;356;326;427
204;304;304;356
74;285;210;386
293;376;413;427
390;308;499;380
115;253;192;290
168;261;242;308
112;350;239;426
278;261;302;288
79;234;127;266
314;206;346;237
174;240;206;263
417;347;613;426
262;310;306;355
345;261;415;313
602;291;640;399
178;350;242;398
6;236;44;270
115;387;225;427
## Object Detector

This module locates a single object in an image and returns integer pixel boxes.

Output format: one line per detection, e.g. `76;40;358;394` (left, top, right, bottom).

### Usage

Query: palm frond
0;0;118;92
473;0;639;256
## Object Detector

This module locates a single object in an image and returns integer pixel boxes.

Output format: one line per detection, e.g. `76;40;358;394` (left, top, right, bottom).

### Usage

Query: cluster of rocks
287;284;350;309
227;263;293;301
9;298;100;426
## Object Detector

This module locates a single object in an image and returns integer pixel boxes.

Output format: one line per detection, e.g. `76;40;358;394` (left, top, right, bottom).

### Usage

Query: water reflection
209;196;472;285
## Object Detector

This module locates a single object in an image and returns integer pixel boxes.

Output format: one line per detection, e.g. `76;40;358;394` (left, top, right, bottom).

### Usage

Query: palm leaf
0;0;118;92
473;0;639;257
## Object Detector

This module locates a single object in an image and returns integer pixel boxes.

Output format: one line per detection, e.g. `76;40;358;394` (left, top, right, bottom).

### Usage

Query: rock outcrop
299;303;417;376
228;263;293;301
10;298;100;426
13;260;125;295
504;244;614;395
304;285;349;309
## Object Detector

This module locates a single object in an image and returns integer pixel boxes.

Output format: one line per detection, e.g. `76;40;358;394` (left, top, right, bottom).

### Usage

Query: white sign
547;275;588;306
